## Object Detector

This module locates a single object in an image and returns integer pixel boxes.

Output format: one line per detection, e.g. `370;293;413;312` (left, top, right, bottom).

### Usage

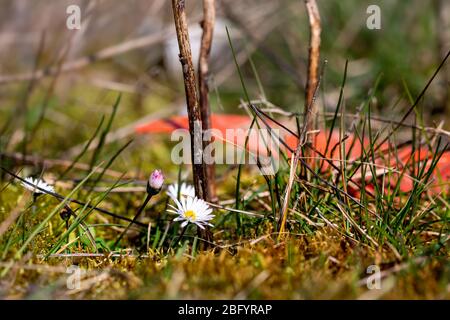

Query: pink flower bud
147;169;164;195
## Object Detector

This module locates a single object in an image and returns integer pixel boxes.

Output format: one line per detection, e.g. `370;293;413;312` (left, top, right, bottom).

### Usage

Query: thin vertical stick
303;0;321;149
434;0;450;114
171;0;209;201
198;0;216;201
279;0;321;239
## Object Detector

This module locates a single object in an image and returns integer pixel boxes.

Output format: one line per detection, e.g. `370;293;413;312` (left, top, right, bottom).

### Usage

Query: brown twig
171;0;209;201
198;0;216;201
303;0;321;148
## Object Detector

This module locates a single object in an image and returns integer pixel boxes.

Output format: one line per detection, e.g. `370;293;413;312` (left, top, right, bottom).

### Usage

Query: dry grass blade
335;202;379;247
278;147;299;239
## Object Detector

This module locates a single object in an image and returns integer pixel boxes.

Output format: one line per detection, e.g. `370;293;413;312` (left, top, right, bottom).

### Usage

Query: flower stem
171;225;188;248
113;193;152;249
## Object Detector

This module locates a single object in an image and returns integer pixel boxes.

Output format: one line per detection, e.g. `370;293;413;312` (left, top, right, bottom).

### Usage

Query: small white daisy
166;182;195;201
168;196;214;229
20;177;54;195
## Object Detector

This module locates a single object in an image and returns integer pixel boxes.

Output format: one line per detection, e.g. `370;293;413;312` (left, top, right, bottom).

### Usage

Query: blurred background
0;0;448;177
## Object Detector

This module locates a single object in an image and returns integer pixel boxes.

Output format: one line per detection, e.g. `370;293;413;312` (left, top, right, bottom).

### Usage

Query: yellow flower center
185;210;196;221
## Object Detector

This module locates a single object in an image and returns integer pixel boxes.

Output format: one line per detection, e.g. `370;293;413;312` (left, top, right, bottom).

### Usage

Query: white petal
195;223;205;229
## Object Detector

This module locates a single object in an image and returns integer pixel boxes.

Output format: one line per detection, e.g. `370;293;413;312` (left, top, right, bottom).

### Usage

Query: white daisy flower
21;177;55;195
166;182;195;201
168;196;214;229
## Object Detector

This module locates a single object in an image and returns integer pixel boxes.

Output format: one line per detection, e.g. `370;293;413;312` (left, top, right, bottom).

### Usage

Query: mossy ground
1;233;448;299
